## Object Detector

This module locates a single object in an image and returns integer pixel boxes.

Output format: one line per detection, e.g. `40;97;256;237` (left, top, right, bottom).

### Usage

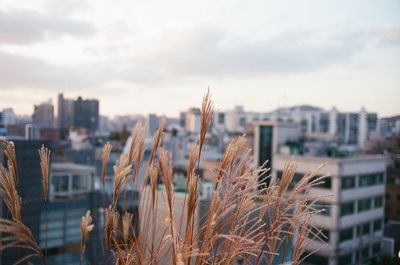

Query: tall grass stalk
0;91;327;265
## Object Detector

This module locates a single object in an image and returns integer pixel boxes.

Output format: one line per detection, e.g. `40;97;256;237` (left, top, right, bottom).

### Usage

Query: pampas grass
80;210;94;261
0;141;22;229
101;141;112;189
0;90;327;265
38;145;50;202
0;218;42;265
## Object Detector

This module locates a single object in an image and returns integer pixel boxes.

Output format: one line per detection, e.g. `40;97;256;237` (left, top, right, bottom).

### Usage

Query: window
53;174;69;192
357;223;370;236
359;173;384;187
312;201;331;216
374;196;383;208
301;252;329;265
373;220;381;232
376;173;384;184
362;246;370;259
342;176;355;190
278;171;303;191
341;202;354;216
358;198;372;212
359;174;375;187
340;227;353;242
308;227;330;241
72;174;80;191
338;253;353;265
310;176;332;189
372;242;380;255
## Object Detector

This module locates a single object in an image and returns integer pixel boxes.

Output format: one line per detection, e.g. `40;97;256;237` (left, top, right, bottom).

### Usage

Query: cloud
119;27;366;81
0;51;110;90
43;0;92;16
378;25;400;46
0;26;383;92
0;8;95;45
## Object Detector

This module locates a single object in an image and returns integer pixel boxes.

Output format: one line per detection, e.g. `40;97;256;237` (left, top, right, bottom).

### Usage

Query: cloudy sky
0;0;399;117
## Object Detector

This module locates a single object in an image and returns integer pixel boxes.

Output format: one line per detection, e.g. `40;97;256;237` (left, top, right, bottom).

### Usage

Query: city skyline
0;0;399;116
1;92;397;119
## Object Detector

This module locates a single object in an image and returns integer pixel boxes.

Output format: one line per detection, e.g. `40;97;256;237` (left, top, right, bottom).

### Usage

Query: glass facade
319;113;330;133
348;113;359;145
336;113;346;144
258;125;273;187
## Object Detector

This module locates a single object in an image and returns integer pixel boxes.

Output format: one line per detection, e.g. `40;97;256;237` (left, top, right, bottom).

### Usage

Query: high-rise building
0;140;105;265
0;140;45;265
57;93;74;129
252;121;392;265
32;99;55;128
57;94;99;132
73;96;99;132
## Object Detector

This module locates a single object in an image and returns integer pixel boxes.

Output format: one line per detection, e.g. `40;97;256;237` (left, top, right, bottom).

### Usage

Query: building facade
32;100;55;128
58;94;99;132
252;122;389;265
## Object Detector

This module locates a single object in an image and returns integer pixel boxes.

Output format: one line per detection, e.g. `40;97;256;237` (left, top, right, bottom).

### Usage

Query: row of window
52;173;90;192
276;171;332;190
276;171;384;191
342;173;384;190
339;219;382;242
311;196;383;217
339;242;380;265
302;241;380;265
341;196;383;216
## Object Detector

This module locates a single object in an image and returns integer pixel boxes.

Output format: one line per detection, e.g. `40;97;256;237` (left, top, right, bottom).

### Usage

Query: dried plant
101;141;112;188
0;218;42;265
122;212;134;243
4;141;19;185
38;145;50;202
0;91;327;265
198;89;214;166
112;154;132;208
0;164;22;221
105;206;120;251
80;210;94;261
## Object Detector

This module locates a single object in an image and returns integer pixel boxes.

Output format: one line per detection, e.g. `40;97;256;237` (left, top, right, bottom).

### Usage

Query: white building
216;105;379;149
267;106;379;149
252;121;390;265
50;162;96;200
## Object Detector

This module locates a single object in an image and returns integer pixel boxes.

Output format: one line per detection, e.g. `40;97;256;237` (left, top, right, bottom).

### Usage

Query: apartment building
252;121;390;265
